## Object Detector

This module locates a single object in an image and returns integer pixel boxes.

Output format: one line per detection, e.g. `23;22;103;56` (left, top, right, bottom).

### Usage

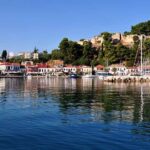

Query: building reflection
0;78;150;124
0;78;5;92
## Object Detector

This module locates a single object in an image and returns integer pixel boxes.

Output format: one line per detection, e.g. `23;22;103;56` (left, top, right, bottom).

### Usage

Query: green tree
102;33;114;65
68;41;83;62
51;49;63;60
144;38;150;58
33;47;38;53
59;38;83;64
131;20;150;35
59;38;69;57
144;38;150;50
39;50;51;63
82;41;98;66
8;56;23;63
101;32;112;42
1;50;7;61
115;43;130;63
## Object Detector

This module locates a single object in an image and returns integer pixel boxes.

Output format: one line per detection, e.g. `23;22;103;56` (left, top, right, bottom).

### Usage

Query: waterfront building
94;65;104;72
21;61;34;67
38;67;56;75
127;67;139;75
137;65;150;75
0;62;21;73
37;63;57;75
81;66;92;75
63;65;77;74
108;64;128;75
25;64;38;74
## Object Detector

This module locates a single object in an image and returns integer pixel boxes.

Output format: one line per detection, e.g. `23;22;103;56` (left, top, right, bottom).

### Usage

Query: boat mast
140;35;143;76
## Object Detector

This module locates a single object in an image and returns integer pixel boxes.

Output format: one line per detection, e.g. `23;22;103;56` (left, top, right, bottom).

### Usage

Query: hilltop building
16;52;39;60
33;52;39;60
78;33;150;48
24;52;32;59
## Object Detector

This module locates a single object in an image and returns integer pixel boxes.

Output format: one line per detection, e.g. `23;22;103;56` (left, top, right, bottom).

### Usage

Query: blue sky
0;0;150;53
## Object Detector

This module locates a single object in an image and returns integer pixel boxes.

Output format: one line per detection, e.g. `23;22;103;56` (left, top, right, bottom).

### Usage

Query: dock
104;75;150;83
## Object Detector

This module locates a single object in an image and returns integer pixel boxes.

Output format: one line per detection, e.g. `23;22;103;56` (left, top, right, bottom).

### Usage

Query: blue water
0;78;150;150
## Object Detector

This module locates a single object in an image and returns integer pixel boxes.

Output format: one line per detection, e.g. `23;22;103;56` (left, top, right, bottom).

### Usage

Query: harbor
0;0;150;149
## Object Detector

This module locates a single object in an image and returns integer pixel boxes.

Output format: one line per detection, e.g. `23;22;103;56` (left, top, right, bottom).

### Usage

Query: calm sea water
0;78;150;150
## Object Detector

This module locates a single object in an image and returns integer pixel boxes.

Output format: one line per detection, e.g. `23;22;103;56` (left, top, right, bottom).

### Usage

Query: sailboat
133;35;144;76
140;35;143;76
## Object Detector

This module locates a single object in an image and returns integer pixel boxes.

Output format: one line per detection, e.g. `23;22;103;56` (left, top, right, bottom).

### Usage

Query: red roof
64;65;73;68
127;66;138;69
37;63;48;68
142;66;150;69
76;66;82;69
96;65;104;69
0;62;20;66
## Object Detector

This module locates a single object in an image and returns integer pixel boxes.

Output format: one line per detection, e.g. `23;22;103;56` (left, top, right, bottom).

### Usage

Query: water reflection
0;78;150;149
0;77;150;124
140;86;144;122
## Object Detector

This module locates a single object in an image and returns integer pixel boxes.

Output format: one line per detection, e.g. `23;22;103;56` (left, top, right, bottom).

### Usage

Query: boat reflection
0;78;149;124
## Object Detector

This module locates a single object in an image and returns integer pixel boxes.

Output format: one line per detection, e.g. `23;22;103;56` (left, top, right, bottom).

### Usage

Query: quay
104;75;150;83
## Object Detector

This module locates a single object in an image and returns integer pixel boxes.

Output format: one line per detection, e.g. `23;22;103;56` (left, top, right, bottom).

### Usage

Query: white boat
82;74;97;78
96;72;113;80
26;74;32;79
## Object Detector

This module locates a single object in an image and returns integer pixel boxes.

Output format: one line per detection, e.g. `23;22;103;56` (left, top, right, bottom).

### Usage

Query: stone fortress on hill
78;33;150;48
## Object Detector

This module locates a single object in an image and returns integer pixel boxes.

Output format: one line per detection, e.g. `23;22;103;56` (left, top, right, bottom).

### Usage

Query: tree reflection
0;78;150;124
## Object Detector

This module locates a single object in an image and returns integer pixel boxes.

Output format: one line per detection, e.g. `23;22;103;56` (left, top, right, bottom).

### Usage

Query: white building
17;52;32;59
63;66;77;73
24;52;32;59
108;64;128;75
81;66;92;74
38;67;56;75
0;63;21;73
33;53;39;59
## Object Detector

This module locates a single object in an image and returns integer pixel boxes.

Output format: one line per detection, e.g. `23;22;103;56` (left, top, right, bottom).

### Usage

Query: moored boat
82;74;97;78
96;72;113;80
69;73;80;78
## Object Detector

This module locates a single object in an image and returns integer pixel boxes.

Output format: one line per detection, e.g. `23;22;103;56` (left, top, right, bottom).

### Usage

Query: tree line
1;20;150;67
51;20;150;67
